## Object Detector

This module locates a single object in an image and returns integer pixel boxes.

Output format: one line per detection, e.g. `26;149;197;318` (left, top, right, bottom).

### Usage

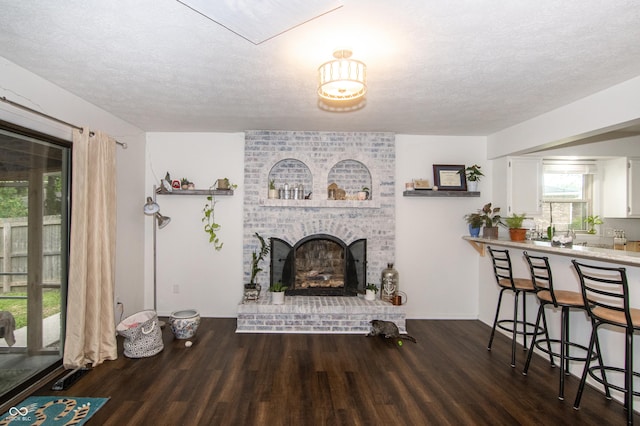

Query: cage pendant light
317;49;367;101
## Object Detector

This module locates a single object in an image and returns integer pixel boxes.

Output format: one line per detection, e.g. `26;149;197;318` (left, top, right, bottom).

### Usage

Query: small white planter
467;181;479;192
271;291;285;305
365;289;376;301
268;188;278;199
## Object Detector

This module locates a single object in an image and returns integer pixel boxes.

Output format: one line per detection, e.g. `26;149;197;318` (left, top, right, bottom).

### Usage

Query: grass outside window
0;289;61;329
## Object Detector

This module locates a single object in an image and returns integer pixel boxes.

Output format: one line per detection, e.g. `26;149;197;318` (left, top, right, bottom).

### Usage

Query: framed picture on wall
433;164;467;191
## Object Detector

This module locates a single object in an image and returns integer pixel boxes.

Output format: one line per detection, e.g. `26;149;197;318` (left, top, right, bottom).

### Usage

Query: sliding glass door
0;122;70;402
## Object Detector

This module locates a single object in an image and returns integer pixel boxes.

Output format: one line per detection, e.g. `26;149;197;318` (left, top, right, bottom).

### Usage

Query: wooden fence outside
0;216;62;293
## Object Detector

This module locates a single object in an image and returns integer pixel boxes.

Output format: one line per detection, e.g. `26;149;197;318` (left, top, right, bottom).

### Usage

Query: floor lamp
143;195;171;319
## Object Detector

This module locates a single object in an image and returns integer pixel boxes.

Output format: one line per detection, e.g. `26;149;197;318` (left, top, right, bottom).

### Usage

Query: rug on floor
0;396;108;426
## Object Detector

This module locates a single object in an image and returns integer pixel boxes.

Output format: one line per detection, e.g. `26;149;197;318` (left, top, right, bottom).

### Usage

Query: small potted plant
464;212;485;237
584;215;603;234
501;213;527;241
181;178;190;190
269;281;288;305
244;232;270;301
216;178;237;191
478;203;501;239
364;283;378;301
268;179;278;199
459;165;484;192
357;186;370;201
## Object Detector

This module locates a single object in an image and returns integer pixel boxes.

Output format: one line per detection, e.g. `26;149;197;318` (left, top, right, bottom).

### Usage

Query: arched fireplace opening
270;234;366;296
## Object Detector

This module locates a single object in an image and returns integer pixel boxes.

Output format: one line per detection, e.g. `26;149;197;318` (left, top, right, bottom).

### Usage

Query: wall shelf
157;189;234;196
403;190;480;197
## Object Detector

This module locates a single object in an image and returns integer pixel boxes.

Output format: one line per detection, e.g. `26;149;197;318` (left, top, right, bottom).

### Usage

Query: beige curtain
63;128;118;368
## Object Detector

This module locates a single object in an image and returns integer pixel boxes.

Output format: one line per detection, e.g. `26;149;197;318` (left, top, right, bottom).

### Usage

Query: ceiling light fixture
317;49;367;101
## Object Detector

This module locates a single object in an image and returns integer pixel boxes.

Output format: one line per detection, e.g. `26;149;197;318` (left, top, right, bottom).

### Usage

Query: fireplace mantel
259;198;380;208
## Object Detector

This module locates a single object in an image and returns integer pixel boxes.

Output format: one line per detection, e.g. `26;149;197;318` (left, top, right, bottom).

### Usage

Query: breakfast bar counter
463;236;640;267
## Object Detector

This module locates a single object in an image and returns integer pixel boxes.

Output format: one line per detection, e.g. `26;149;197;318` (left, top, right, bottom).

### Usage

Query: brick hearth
236;295;406;334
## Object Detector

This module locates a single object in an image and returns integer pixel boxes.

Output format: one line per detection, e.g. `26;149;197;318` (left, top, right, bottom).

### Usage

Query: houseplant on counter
477;203;501;239
584;215;603;234
244;232;270;301
464;212;485;237
269;281;288;305
501;213;527;241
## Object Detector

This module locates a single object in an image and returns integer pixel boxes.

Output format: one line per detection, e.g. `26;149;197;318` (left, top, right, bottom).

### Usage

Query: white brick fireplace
238;131;405;333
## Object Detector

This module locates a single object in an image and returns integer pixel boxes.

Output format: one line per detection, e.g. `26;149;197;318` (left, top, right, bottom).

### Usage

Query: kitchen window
540;161;596;233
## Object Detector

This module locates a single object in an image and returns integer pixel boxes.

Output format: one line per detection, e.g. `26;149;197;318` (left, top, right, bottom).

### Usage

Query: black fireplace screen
270;234;366;296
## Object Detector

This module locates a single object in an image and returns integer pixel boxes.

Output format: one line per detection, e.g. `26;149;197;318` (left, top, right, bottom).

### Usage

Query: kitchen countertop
463;236;640;267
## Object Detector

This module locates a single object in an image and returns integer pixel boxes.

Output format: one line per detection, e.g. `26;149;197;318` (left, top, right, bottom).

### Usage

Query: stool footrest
587;365;640;397
534;338;594;363
497;319;544;338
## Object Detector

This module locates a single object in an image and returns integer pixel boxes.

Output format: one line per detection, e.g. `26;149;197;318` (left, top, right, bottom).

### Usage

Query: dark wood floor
15;319;639;425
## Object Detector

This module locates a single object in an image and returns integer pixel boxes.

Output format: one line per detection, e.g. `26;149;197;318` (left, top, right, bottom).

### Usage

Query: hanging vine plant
202;194;223;250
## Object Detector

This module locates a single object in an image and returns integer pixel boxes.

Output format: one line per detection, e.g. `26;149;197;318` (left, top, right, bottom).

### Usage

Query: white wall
145;133;244;317
487;75;640;159
395;135;488;319
0;57;147;319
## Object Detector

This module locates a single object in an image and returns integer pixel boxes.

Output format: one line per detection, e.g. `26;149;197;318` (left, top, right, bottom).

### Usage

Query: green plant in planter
269;179;276;190
248;232;270;289
584;215;603;234
501;213;527;229
181;177;189;186
269;281;288;292
226;178;238;190
365;283;378;293
459;164;484;182
202;195;223;250
464;213;485;229
479;203;501;228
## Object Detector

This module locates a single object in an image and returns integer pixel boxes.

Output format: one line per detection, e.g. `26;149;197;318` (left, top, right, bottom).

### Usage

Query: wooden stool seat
536;289;584;307
497;277;534;290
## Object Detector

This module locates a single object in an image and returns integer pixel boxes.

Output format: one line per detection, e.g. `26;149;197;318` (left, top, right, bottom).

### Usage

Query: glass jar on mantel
380;263;399;303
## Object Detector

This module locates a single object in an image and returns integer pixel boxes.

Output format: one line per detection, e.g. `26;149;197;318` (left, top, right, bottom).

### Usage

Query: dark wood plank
17;318;637;425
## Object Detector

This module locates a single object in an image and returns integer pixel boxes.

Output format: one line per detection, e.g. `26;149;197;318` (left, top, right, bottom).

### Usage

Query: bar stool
572;260;636;425
487;247;547;367
522;252;606;400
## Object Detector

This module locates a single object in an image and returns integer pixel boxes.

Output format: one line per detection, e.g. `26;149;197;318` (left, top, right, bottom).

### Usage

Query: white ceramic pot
467;181;479;192
169;309;201;339
365;289;376;301
271;291;285;305
268;188;278;199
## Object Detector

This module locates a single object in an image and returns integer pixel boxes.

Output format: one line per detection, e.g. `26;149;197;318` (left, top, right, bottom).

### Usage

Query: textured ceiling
1;1;640;135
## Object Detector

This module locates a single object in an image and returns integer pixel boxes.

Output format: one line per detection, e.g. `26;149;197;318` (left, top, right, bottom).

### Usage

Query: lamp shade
144;197;160;215
318;49;367;101
156;213;171;229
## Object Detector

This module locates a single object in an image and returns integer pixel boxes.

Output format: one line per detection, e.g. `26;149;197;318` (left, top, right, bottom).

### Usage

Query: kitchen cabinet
601;157;640;218
507;157;542;216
